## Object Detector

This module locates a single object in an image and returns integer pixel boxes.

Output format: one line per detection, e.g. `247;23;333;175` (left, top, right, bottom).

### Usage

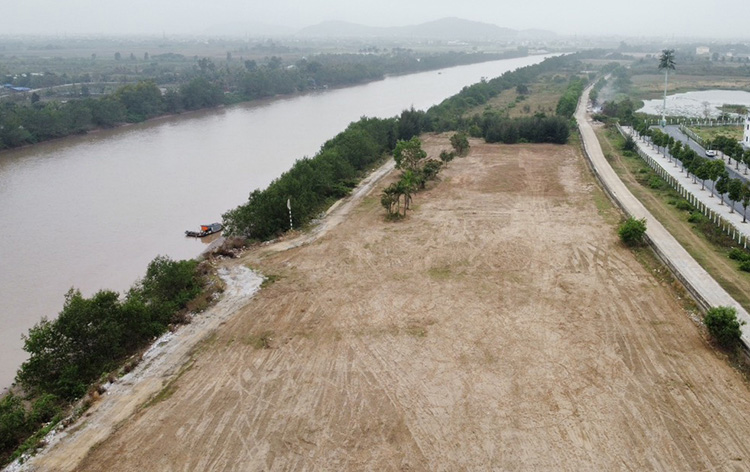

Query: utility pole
287;198;293;231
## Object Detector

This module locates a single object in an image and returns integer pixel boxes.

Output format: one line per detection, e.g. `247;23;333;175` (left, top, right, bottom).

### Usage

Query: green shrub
17;255;203;400
704;306;744;349
29;394;61;425
739;260;750;273
729;248;750;262
648;176;666;190
0;394;29;461
675;200;693;211
621;135;637;152
687;212;705;224
618;217;647;246
439;150;455;164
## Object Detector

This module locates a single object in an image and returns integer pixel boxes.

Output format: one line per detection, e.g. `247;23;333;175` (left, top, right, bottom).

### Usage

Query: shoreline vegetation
0;48;532;153
223;51;594;240
0;50;599;467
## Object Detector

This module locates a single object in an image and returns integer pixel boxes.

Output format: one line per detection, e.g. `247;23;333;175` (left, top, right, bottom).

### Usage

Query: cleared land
55;136;750;470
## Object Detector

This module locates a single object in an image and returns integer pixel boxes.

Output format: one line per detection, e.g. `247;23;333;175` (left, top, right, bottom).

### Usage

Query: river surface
0;54;549;391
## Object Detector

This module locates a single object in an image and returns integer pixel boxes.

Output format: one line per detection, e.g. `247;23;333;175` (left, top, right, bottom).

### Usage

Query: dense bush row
423;51;602;131
0;392;60;464
0;78;224;147
381;136;457;218
223;115;401;239
555;76;587;118
223;53;600;240
17;256;204;401
1;256;206;465
0;50;526;151
479;113;570;144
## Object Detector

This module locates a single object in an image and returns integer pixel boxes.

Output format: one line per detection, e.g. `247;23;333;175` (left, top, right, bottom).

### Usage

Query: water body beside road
638;90;750;118
0;54;551;391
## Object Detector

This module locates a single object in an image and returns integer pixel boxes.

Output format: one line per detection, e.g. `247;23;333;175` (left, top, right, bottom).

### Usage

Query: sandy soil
29;136;750;470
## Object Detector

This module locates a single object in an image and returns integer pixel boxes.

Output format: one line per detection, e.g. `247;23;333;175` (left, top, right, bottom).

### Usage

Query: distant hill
296;17;557;41
202;21;295;37
398;17;518;40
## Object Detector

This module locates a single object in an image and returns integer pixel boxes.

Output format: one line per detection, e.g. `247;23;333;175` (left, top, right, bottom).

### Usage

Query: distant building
696;46;710;55
744;114;750;149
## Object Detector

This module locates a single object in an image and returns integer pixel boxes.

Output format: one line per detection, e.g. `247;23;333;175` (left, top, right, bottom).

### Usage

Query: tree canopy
658;49;676;72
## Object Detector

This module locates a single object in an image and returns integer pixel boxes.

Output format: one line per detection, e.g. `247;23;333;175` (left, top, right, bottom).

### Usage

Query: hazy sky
2;0;748;38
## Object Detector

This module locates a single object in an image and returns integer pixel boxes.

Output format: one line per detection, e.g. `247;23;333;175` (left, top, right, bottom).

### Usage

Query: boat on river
185;223;223;238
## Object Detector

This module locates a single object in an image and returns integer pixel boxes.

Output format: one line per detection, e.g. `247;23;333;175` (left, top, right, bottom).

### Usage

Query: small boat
185;222;223;238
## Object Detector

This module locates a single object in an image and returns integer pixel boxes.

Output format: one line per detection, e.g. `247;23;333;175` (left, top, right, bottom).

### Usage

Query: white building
696;46;710;55
744;114;750;149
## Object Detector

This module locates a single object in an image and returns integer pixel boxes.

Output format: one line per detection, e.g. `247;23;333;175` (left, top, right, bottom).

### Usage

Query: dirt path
267;158;395;253
47;136;750;471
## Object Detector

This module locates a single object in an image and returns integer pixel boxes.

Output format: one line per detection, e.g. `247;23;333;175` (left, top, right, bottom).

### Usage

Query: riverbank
0;54;552;393
0;51;534;156
19;135;750;470
6;156;398;471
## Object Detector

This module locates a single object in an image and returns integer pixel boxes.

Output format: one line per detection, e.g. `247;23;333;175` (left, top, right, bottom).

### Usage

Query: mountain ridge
297;17;557;40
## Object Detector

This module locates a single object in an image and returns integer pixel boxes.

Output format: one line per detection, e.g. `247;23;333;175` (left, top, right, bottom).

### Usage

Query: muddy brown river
0;55;548;391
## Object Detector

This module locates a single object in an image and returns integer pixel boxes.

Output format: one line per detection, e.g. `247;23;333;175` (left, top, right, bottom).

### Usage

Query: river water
0;54;548;391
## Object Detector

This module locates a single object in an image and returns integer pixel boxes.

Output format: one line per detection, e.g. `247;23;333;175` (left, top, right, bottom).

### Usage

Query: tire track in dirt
28;136;750;471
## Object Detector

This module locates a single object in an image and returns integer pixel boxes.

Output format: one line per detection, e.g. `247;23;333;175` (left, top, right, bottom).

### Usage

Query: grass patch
689;125;743;143
142;359;195;409
359;196;378;209
464;73;568;120
427;265;452;280
405;325;427;337
260;274;281;288
245;331;274;350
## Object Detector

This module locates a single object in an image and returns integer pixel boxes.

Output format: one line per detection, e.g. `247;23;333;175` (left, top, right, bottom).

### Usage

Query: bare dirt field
58;136;750;470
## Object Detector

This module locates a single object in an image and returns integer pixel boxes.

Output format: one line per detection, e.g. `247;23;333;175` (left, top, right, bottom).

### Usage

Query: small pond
638;90;750;118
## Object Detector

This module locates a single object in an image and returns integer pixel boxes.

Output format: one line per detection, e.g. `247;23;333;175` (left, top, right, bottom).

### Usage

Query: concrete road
652;125;750;213
576;84;750;345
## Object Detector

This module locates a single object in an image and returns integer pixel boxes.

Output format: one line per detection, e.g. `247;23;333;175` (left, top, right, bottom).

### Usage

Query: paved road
650;125;750;214
576;85;750;346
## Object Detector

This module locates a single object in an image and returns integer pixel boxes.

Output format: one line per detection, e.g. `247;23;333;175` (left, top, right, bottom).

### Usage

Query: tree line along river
0;55;549;392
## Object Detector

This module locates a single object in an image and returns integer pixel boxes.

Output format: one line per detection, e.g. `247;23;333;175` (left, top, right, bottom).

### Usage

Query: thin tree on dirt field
394;137;426;172
381;184;401;217
658;49;676;127
450;132;470;156
399;171;419;214
439;149;455;166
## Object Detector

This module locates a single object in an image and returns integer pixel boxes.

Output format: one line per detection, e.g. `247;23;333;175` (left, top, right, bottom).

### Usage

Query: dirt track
56;137;750;470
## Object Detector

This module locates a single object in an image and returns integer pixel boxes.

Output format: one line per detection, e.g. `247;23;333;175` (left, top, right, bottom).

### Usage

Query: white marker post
287;198;293;230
